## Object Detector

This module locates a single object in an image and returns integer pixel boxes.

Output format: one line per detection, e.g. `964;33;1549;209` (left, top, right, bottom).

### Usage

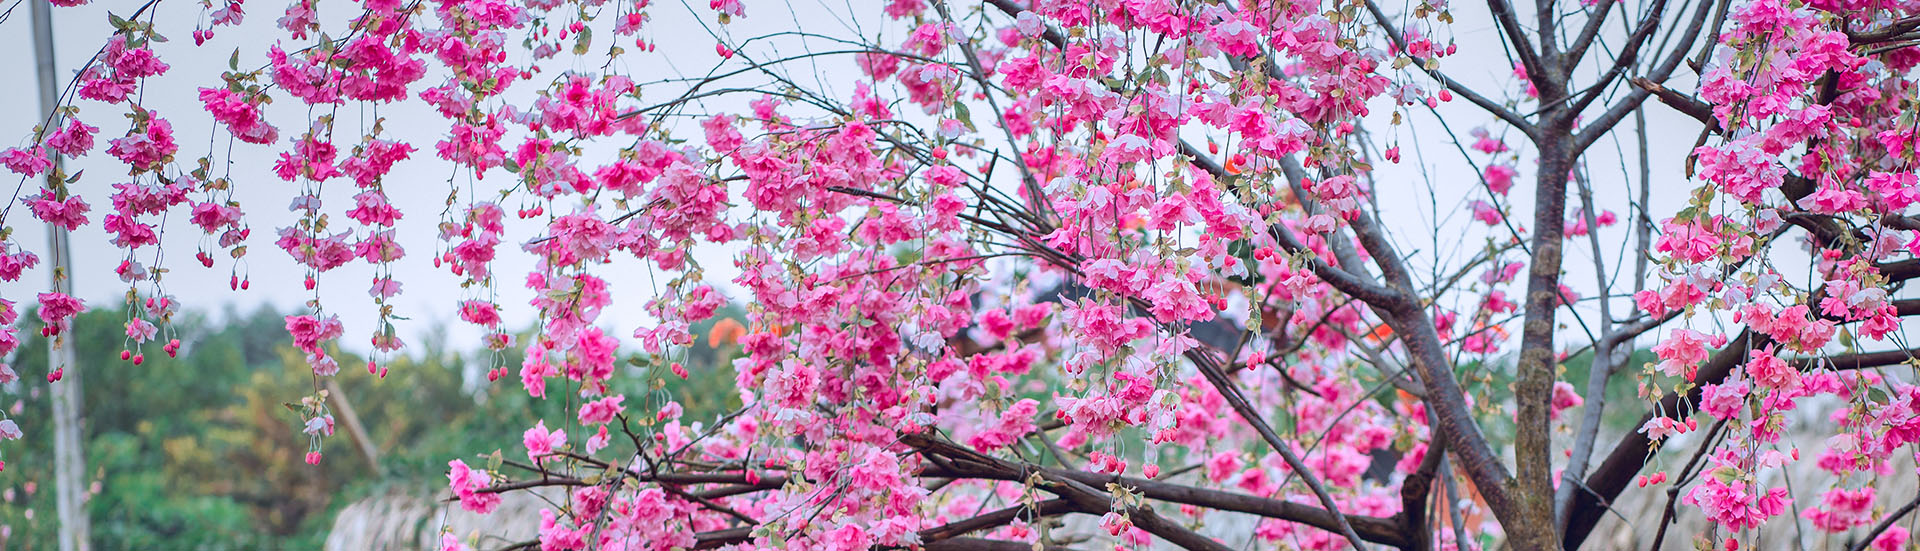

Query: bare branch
1628;77;1715;127
1487;0;1549;89
1362;0;1539;137
1848;493;1920;551
909;434;1410;547
1554;171;1624;530
1562;0;1676;119
1572;0;1722;152
1793;347;1920;371
919;499;1077;542
1565;0;1623;63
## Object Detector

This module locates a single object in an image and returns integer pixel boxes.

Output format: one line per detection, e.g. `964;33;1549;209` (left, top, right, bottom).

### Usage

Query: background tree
1;0;1918;550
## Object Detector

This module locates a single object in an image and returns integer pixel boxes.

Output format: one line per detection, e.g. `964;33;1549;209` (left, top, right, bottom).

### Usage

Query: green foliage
0;302;745;548
2;305;311;549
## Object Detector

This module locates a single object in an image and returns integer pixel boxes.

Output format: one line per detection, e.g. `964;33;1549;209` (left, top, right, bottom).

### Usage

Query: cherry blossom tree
3;0;1920;549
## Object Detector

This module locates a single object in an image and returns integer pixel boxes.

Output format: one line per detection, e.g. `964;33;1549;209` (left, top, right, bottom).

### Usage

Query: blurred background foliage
0;302;744;549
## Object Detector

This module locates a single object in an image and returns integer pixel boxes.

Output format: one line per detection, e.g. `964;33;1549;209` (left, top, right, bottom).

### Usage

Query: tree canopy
4;0;1920;550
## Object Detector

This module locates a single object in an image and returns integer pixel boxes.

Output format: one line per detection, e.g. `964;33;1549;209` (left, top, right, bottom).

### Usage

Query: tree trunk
1508;111;1576;551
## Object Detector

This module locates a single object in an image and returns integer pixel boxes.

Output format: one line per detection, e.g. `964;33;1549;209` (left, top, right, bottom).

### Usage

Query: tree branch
913;434;1238;551
908;433;1410;548
1554;172;1624;530
1184;350;1375;550
1793;347;1920;371
1572;0;1721;152
1362;0;1538;137
1487;0;1549;88
1565;0;1622;63
919;499;1077;542
1561;0;1674;118
1848;492;1920;551
1629;77;1715;128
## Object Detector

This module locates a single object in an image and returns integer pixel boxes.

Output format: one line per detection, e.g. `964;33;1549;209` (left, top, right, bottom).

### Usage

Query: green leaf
573;26;594;55
229;49;240;71
952;101;976;132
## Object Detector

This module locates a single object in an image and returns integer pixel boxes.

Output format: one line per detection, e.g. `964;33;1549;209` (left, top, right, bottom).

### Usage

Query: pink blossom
1639;417;1689;440
710;0;745;17
36;292;86;335
1;146;52;177
1684;476;1789;532
1745;347;1797;390
522;420;566;463
1700;378;1749;420
585;426;610;454
1469;127;1510;153
1799;186;1870;214
447;459;501;514
578;395;626;425
1655;218;1722;263
45;119;97;156
284;314;345;354
821;524;870;551
1471;200;1503;225
368;277;403;299
0;249;40;282
459;301;501;328
303;414;336;436
105;114;178;170
26;190;91;231
521;345;557;399
1484;164;1517;194
1652;329;1709;378
570;327;618;382
967;399;1039;450
124;318;158;343
1549;381;1583;419
1803;486;1875;532
537;508;587;550
1876;527;1910;551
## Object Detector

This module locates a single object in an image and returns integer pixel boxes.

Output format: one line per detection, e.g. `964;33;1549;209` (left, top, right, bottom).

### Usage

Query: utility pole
31;2;92;550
